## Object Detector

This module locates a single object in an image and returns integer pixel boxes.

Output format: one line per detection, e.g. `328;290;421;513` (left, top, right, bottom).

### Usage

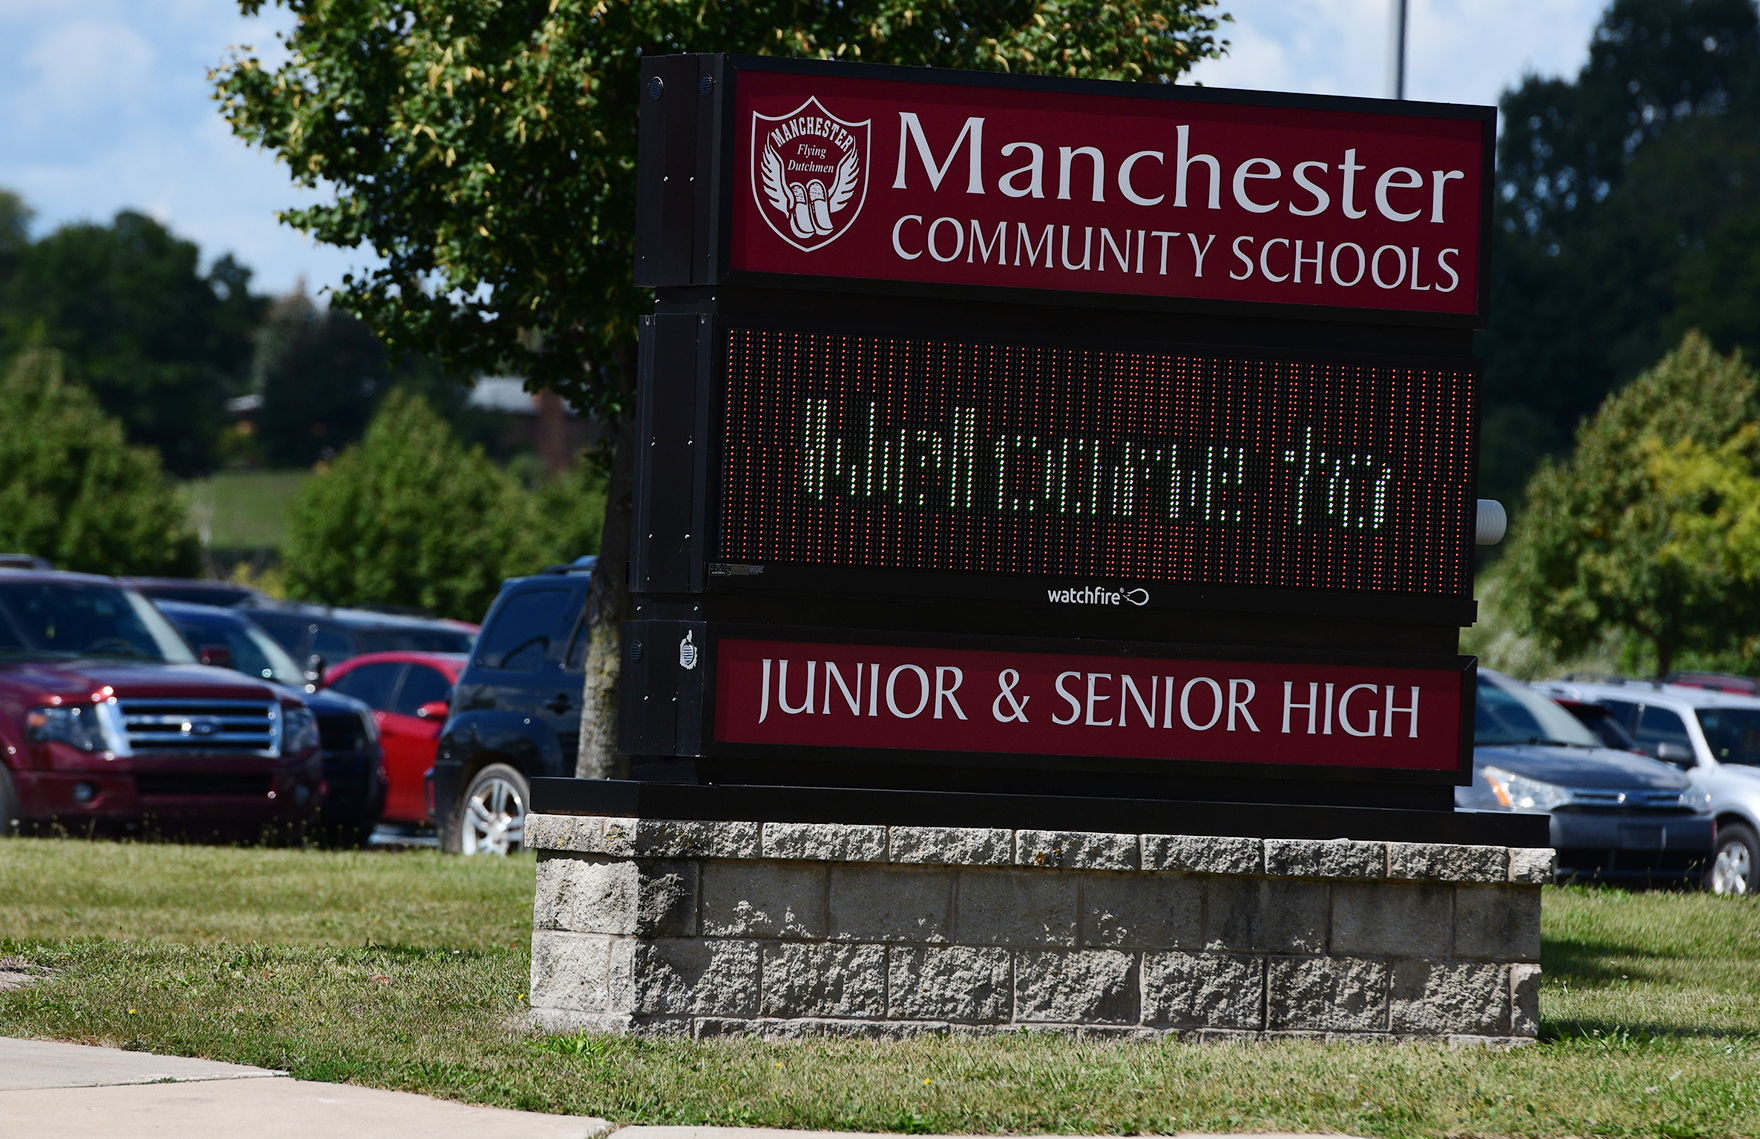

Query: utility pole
1388;0;1408;100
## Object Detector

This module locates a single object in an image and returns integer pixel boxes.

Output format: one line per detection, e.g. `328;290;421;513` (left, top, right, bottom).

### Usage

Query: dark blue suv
432;560;594;854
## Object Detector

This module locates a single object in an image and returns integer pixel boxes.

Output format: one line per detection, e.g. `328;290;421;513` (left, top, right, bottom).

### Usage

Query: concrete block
1142;835;1263;876
954;868;1078;946
888;826;1013;865
1454;884;1542;961
1078;1025;1168;1042
1204;878;1329;954
526;812;610;854
1014;949;1139;1024
1264;838;1386;879
529;930;612;1013
621;938;760;1017
762;821;887;862
1081;873;1202;949
887;945;1013;1022
603;818;760;859
1508;847;1558;885
1015;830;1139;871
760;943;886;1019
827;864;955;943
1267;957;1388;1032
699;861;826;938
1329;881;1452;957
1388;842;1508;882
700;1017;948;1040
1141;952;1263;1029
1389;960;1508;1036
1510;963;1543;1037
534;854;696;937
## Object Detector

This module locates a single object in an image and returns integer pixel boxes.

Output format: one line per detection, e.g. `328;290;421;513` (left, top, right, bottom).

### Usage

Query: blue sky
0;0;1608;299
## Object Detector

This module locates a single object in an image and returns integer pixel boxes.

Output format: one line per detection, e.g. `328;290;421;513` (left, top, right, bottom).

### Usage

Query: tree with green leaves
0;190;29;295
1501;332;1760;675
0;210;265;476
283;389;600;620
1478;0;1760;503
0;346;201;576
213;0;1228;777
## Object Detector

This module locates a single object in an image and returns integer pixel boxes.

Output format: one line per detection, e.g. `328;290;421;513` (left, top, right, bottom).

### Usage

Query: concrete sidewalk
0;1037;1361;1139
0;1037;610;1138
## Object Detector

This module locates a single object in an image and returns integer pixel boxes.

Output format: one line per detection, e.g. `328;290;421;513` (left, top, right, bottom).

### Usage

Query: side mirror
416;700;450;721
1656;741;1695;766
198;644;234;669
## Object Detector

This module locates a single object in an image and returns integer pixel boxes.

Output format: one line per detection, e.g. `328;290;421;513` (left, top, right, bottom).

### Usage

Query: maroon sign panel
714;638;1466;771
733;68;1490;319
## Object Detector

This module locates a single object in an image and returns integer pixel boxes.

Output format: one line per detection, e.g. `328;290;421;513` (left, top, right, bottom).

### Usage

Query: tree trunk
575;358;638;780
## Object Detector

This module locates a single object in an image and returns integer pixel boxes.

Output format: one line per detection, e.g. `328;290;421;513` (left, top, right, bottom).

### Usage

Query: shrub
1500;331;1760;674
0;346;200;575
283;389;599;621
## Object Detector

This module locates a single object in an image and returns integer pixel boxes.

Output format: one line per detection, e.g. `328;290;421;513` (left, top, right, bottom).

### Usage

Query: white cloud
1190;0;1606;108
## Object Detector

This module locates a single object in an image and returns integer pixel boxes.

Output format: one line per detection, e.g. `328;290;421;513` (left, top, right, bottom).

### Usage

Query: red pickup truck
0;572;322;838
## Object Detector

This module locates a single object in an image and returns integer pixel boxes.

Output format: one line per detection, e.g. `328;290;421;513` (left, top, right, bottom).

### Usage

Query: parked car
1538;678;1760;896
433;560;595;855
125;578;270;609
1552;698;1644;753
0;572;322;838
153;600;386;844
1665;671;1760;696
1465;670;1713;886
322;651;466;832
247;603;478;684
0;555;53;571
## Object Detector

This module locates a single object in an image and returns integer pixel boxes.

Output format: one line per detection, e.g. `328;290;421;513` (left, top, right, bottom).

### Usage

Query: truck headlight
281;706;320;754
26;702;130;756
1482;766;1570;812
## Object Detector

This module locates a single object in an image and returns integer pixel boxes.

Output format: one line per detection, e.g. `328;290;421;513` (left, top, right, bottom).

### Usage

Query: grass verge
4;842;1760;1136
184;470;309;551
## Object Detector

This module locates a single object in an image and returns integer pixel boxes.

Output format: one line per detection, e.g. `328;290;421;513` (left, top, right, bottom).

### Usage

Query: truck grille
119;699;278;756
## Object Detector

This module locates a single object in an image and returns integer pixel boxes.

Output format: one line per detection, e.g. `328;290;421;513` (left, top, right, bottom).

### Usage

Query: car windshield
1693;708;1760;767
173;617;304;686
1475;675;1602;747
0;582;195;663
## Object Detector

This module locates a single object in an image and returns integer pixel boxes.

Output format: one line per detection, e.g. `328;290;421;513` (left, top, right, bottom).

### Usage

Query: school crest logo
751;98;870;252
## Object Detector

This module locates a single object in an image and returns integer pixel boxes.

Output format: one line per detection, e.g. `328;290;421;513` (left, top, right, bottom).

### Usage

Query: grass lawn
183;470;310;551
4;841;1760;1136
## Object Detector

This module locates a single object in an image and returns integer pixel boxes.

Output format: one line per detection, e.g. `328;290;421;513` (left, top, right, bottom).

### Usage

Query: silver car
1467;671;1714;886
1538;678;1760;895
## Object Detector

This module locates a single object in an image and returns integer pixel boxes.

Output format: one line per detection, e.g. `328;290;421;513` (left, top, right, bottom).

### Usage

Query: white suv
1538;678;1760;895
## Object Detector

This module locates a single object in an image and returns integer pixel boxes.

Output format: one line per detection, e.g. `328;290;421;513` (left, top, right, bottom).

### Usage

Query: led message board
712;325;1475;600
636;55;1495;324
627;55;1488;799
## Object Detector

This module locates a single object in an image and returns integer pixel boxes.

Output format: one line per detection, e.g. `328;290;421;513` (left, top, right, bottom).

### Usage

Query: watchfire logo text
1045;586;1150;607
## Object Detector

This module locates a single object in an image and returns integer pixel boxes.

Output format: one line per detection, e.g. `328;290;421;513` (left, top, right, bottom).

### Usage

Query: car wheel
457;764;529;856
1709;822;1758;896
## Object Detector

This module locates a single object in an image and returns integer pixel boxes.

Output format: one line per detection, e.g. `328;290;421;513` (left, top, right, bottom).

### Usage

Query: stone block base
527;813;1551;1044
